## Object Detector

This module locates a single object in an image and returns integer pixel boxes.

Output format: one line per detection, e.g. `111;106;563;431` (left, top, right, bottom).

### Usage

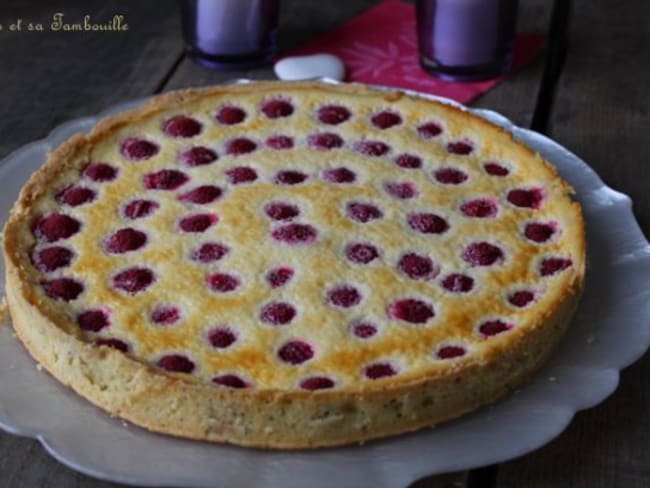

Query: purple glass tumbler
179;0;280;69
416;0;519;81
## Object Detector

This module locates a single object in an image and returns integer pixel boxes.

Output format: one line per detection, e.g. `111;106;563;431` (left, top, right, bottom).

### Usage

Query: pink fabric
278;0;545;104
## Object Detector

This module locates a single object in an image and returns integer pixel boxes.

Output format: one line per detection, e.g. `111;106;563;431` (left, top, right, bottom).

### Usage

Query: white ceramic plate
1;81;649;488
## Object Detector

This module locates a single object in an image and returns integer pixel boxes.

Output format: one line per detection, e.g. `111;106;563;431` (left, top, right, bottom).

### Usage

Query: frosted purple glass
180;0;280;69
416;0;518;81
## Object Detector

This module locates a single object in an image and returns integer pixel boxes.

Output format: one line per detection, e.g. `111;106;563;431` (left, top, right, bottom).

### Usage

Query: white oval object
274;54;345;81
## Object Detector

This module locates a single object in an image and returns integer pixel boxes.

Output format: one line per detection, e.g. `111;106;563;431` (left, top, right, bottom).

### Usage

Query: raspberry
261;99;294;118
371;111;402;129
389;298;435;324
463;242;504;266
346;202;383;223
95;338;129;353
508;290;535;307
384;181;418;199
157;354;195;373
260;302;296;325
365;362;397;379
179;213;218;233
479;319;512;337
540;257;572;276
112;267;155;294
120;137;159;161
437;345;466;359
345;243;379;264
34;214;81;242
179;146;218;167
213;374;248;388
317;105;351;125
323;167;356;183
32;246;73;272
226;166;258;184
77;310;109;332
264;202;300;221
41;278;84;301
151;306;181;325
191;242;229;263
271;224;317;244
162;115;202;138
328;285;362;308
398;253;437;280
461;198;498;218
207;273;240;293
407;212;449;234
447;140;474;155
123;199;159;219
353;322;377;339
105;228;147;254
82;162;118;182
484;162;509;176
417;122;443;138
56;186;96;207
395;154;422;169
308;132;343;150
525;222;557;243
441;273;474;293
208;327;237;349
435;167;468;185
225;138;257;155
507;188;545;209
300;376;335;390
278;340;313;364
215;106;246;125
355;140;390;156
274;170;308;185
266;267;294;288
179;185;223;204
266;135;294;150
143;169;189;190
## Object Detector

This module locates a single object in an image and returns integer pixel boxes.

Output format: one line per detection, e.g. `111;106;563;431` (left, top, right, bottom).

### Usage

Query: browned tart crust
2;81;585;448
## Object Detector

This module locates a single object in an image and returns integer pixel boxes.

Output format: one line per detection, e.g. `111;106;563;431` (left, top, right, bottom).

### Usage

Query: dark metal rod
530;0;572;134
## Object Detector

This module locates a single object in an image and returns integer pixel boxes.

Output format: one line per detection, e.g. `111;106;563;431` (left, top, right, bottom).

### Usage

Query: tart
2;81;585;448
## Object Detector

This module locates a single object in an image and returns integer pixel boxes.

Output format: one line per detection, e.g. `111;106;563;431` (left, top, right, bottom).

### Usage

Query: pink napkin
279;0;545;104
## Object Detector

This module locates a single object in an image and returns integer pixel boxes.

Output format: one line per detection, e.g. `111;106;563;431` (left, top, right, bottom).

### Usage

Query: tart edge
4;254;583;448
1;81;586;448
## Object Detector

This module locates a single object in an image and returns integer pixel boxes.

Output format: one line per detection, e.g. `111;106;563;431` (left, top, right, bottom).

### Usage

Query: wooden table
1;1;648;486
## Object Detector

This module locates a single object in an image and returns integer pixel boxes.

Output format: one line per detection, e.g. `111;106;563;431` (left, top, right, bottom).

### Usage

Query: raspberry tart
2;81;585;448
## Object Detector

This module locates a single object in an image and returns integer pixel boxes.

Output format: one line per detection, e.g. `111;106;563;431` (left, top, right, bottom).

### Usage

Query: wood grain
497;0;650;486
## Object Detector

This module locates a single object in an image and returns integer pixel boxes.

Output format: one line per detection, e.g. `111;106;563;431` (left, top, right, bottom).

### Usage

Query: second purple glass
416;0;519;81
180;0;280;70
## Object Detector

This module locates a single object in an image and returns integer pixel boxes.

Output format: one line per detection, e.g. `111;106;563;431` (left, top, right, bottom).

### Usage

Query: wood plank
0;0;183;159
497;0;650;486
0;434;121;488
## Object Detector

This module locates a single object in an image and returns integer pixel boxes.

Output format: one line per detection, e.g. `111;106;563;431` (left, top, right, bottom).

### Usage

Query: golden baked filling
3;82;585;448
